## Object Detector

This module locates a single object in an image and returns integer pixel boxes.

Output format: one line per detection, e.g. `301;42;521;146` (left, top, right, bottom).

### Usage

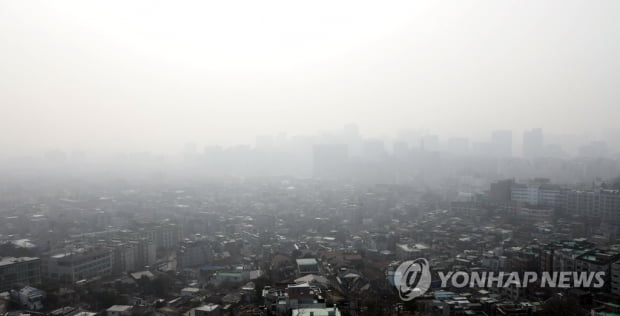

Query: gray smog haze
1;0;619;155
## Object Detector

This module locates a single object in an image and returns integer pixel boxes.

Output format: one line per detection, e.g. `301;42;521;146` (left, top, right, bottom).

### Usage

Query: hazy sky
1;1;619;154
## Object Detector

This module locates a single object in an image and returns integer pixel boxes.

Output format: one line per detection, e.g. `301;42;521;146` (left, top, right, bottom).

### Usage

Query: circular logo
394;258;431;301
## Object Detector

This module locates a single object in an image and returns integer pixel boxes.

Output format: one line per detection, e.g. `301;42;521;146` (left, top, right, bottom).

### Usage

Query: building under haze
510;180;562;207
523;128;544;158
312;144;348;179
45;248;113;283
0;257;41;292
565;189;620;226
491;130;512;158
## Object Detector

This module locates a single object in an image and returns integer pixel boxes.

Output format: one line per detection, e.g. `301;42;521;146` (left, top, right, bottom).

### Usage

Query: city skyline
2;1;620;155
2;1;620;314
3;125;618;159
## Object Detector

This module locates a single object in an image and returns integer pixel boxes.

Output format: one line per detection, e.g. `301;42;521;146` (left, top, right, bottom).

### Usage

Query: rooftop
0;257;39;267
296;258;318;266
106;305;133;312
291;307;340;316
195;304;219;312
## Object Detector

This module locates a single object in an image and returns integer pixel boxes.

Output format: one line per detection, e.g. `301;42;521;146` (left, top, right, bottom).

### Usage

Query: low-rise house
106;305;133;316
291;307;341;316
180;287;200;297
296;258;319;275
212;270;250;286
189;303;221;316
11;286;45;311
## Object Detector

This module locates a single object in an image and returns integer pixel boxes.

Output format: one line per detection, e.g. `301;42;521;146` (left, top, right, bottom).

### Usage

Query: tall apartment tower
312;144;348;179
491;130;513;157
523;128;543;158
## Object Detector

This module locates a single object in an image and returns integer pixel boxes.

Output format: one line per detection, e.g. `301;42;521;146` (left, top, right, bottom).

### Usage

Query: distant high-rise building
392;141;409;158
362;139;386;161
420;135;440;152
312;144;348;179
343;124;362;157
471;141;493;156
578;141;608;158
446;137;469;156
491;130;512;157
523;128;543;158
256;135;274;149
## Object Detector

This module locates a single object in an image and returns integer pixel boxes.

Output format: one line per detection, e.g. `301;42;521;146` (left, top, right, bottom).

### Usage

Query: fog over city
2;1;620;316
2;1;620;156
